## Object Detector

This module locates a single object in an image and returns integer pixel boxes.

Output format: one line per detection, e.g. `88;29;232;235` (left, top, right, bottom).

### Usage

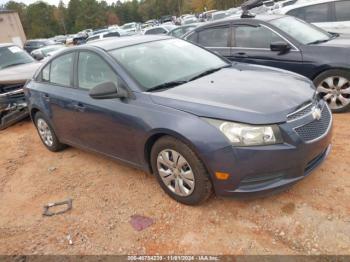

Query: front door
196;24;232;58
69;51;139;163
231;24;305;75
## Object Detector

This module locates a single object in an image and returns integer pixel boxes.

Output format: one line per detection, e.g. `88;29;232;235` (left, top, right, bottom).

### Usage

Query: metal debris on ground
43;198;73;217
130;215;154;231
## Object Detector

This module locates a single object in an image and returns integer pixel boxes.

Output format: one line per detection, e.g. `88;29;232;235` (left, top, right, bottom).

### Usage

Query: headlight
203;118;283;146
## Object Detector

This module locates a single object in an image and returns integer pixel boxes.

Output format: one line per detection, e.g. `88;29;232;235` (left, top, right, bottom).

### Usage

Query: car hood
0;62;41;84
149;64;315;125
319;35;350;48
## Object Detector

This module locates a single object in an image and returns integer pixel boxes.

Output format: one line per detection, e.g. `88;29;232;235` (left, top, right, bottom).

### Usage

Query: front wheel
151;136;212;205
314;69;350;113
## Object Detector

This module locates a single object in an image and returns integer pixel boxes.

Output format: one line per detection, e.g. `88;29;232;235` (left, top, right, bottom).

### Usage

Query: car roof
195;14;285;28
88;35;171;51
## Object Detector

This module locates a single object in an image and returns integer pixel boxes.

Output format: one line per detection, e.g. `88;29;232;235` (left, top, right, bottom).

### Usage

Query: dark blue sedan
25;36;332;205
183;15;350;112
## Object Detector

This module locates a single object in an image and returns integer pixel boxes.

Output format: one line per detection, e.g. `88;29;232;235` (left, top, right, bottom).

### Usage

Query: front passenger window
198;27;229;47
78;52;120;90
234;25;284;49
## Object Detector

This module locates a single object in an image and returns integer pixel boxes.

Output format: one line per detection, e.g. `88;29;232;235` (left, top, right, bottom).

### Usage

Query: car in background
52;35;67;44
184;15;350;112
25;36;332;205
23;39;56;53
168;24;199;38
92;28;109;36
144;25;177;35
0;44;41;129
30;44;66;61
209;11;231;21
121;22;141;34
272;0;350;34
86;29;128;42
200;10;217;21
182;15;199;25
160;15;173;24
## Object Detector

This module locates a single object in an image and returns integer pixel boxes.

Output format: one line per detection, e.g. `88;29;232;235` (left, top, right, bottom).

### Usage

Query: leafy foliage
4;0;245;39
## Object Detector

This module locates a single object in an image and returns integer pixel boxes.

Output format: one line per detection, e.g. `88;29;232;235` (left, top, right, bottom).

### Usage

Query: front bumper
0;84;28;130
202;102;333;198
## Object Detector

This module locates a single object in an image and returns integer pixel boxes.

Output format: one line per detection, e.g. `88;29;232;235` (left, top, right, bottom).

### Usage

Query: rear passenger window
234;26;284;49
50;53;74;86
335;1;350;21
78;52;120;90
198;26;229;47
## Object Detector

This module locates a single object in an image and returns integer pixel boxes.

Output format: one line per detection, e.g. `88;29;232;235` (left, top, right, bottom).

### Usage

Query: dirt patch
0;115;349;255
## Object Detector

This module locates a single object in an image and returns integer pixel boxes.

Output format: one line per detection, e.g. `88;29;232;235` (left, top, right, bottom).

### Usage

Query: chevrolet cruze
24;36;332;205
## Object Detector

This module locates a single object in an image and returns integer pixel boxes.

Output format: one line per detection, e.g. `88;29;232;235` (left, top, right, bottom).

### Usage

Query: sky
0;0;124;6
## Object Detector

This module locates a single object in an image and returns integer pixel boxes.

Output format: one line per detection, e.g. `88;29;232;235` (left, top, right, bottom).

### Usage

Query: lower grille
305;148;328;173
240;172;285;188
295;105;332;142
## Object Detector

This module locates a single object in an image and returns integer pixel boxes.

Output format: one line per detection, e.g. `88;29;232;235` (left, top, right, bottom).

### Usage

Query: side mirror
270;42;291;54
33;52;44;61
89;81;128;100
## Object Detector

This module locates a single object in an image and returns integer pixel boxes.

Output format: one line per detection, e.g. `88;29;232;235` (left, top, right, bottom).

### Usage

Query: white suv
272;0;350;34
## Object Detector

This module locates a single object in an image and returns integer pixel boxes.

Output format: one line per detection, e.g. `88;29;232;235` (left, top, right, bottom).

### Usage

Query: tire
314;69;350;113
34;112;66;152
151;136;212;205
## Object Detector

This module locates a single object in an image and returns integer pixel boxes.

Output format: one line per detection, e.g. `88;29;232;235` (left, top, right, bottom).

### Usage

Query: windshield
270;16;331;45
0;46;34;70
109;39;228;90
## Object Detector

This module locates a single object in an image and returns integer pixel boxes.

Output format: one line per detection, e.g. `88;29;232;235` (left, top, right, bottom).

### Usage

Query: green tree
26;1;60;38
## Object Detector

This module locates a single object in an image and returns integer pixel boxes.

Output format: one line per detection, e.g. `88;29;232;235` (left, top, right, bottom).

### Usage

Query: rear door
36;51;80;142
196;23;232;58
231;23;304;74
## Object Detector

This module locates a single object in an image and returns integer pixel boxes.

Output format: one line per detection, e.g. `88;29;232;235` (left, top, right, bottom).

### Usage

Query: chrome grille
287;102;314;121
294;106;332;142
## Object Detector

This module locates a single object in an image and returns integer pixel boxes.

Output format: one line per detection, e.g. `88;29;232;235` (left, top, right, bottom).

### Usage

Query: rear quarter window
335;1;350;21
287;3;331;23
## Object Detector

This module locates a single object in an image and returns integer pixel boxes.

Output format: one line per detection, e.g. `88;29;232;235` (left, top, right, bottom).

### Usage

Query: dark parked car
24;39;56;53
0;44;41;129
183;15;350;112
25;36;332;205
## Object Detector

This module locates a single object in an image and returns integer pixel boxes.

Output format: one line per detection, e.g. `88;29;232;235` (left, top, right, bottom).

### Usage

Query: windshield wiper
147;80;187;92
188;65;231;82
307;39;330;45
1;62;28;69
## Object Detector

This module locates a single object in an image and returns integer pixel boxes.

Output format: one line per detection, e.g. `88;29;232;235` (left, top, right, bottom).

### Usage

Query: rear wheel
151;136;212;205
314;69;350;113
34;112;66;152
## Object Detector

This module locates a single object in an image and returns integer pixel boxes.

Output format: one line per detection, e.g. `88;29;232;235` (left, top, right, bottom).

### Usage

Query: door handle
42;93;50;102
233;52;248;58
73;103;85;112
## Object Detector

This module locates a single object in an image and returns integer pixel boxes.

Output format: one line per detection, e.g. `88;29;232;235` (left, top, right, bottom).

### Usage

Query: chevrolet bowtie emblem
312;107;322;121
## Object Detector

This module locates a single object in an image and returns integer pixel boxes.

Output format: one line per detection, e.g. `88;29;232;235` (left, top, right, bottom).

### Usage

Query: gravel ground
0;115;349;255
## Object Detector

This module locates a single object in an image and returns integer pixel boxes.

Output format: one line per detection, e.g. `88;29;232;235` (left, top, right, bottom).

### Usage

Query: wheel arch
143;129;210;175
311;66;350;81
